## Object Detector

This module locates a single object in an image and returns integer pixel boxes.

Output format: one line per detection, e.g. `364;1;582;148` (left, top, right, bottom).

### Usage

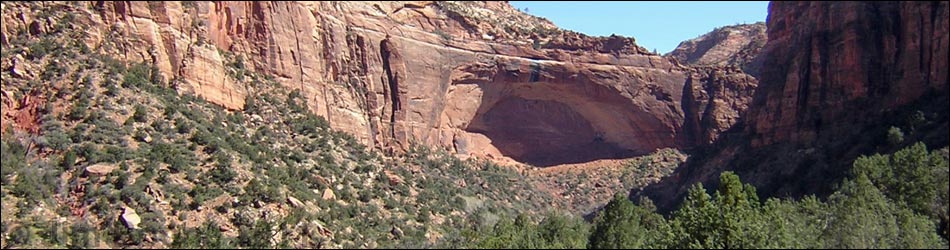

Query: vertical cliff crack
287;3;326;124
681;74;702;145
349;33;378;147
796;37;813;128
288;7;304;90
380;37;401;139
176;6;200;86
318;18;336;129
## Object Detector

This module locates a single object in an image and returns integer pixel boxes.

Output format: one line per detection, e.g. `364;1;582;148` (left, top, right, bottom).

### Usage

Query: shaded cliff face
749;1;948;147
641;1;950;210
681;66;758;146
1;1;756;167
667;22;767;77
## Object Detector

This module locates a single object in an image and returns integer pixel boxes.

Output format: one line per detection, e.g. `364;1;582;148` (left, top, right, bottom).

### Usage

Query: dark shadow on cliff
635;90;949;214
465;95;638;167
454;59;681;168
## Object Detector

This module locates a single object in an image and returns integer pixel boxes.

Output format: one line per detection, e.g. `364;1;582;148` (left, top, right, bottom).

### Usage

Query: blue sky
509;1;769;54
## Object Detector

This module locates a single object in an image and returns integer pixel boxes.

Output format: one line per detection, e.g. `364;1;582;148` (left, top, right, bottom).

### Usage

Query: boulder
321;188;335;201
120;207;141;229
85;163;116;176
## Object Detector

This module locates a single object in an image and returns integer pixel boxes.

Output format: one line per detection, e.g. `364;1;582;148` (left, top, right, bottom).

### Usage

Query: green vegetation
588;194;671;249
462;145;949;249
434;29;452;41
1;4;558;248
887;126;905;145
1;2;946;249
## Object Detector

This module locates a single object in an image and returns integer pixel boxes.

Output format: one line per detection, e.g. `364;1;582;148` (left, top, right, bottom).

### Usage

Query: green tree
823;174;900;248
589;193;671;249
537;212;590;249
670;172;767;249
760;196;826;248
887;126;904;145
894;207;947;248
853;143;947;224
474;213;548;249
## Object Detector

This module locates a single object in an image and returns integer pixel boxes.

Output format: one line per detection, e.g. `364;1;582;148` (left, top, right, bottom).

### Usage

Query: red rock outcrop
640;1;949;210
682;66;758;146
667;22;767;77
1;1;757;167
748;1;948;148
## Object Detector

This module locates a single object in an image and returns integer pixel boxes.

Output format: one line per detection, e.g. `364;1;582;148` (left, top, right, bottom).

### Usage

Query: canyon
2;1;759;168
3;2;950;248
2;1;946;209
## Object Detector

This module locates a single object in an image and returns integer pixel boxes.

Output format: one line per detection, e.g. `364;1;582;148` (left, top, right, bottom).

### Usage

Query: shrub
887;126;904;145
68;221;95;248
132;104;148;123
1;136;28;185
61;150;77;170
210;164;237;185
9;225;33;246
27;37;58;59
172;221;233;248
188;185;223;209
237;219;275;248
104;78;121;96
434;29;451;41
147;142;196;173
123;63;151;88
11;162;61;208
68;94;90;121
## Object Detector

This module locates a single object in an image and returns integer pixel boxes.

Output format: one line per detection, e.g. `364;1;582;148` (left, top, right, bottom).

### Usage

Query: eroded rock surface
667;22;767;76
640;1;949;210
1;1;758;167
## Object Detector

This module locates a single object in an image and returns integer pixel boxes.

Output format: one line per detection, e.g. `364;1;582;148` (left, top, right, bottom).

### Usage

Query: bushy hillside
2;2;946;250
0;8;570;247
0;13;680;246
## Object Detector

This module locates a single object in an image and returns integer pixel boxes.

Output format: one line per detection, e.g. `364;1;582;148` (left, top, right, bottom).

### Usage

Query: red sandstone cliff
667;22;767;77
748;1;948;147
2;1;757;167
641;1;950;210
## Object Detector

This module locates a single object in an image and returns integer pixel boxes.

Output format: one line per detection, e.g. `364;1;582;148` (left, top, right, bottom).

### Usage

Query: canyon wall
2;1;759;167
748;1;948;147
641;1;949;210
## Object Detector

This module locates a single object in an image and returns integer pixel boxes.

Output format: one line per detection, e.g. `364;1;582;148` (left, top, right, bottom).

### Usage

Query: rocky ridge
1;1;759;168
667;22;767;77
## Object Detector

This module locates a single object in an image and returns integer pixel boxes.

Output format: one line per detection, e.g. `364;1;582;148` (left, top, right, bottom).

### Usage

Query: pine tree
670;172;767;249
589;193;671;249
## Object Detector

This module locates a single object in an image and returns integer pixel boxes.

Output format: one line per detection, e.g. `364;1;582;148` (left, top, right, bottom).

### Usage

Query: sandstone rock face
640;1;949;211
667;22;767;77
748;1;948;148
1;1;756;167
92;1;247;110
682;67;758;145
